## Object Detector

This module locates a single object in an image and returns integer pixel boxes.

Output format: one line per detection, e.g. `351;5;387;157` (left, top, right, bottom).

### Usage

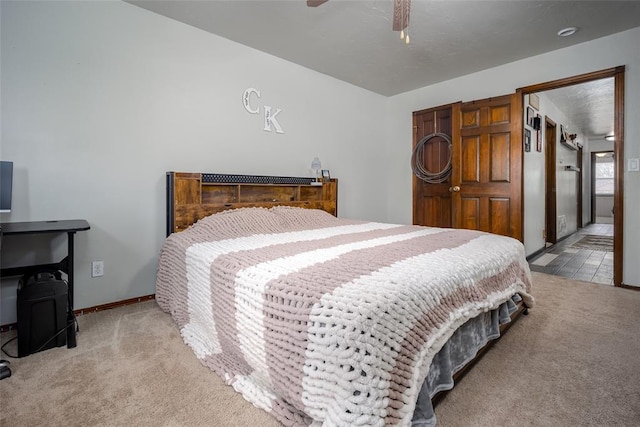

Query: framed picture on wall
529;93;540;110
526;106;535;127
524;129;531;152
533;113;542;131
536;128;542;152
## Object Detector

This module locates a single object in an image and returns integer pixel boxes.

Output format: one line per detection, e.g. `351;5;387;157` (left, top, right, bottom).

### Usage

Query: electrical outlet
92;261;104;278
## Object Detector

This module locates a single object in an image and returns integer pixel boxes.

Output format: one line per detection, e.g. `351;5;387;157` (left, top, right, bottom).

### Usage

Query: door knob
449;185;461;192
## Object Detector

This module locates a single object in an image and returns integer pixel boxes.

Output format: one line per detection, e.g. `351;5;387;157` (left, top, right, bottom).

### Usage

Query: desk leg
66;231;77;349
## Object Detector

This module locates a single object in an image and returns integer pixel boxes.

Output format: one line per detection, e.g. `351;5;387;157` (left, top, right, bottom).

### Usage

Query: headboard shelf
167;172;338;235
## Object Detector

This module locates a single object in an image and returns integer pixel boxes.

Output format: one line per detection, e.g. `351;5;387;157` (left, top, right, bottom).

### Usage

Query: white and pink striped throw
156;207;533;426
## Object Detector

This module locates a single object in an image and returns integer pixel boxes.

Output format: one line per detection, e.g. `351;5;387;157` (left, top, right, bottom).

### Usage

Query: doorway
591;151;615;225
519;66;625;286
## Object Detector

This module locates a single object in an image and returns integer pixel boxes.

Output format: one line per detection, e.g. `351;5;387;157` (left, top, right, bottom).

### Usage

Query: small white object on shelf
311;157;322;184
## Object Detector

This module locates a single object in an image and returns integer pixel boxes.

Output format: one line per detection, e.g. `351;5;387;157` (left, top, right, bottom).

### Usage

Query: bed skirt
412;294;522;426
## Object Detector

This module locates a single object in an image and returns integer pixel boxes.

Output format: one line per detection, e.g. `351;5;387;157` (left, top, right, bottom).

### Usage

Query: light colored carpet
1;272;639;426
435;272;640;426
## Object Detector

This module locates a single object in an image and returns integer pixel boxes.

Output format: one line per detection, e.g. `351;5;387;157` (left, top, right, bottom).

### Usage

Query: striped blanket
156;207;533;426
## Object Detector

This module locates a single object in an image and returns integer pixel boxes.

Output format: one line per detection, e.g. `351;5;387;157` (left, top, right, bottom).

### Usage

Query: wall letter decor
264;106;284;134
242;88;261;114
242;88;285;134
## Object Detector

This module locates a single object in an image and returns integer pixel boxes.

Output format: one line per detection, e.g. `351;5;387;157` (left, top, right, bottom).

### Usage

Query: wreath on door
411;132;452;183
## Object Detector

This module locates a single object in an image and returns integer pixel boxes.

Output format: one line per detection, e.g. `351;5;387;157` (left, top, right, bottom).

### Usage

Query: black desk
0;219;90;348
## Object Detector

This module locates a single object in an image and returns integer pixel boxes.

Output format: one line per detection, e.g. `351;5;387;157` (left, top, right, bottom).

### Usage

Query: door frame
577;144;583;228
544;117;557;244
517;66;625;286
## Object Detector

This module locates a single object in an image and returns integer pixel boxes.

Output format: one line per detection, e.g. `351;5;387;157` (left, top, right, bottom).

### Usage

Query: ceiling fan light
405;34;410;44
400;29;405;39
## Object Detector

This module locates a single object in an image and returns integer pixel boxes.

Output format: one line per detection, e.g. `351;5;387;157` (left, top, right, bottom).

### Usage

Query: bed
157;172;534;426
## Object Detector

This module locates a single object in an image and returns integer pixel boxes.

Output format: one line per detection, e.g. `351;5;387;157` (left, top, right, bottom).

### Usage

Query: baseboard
526;231;579;263
73;294;156;316
0;294;156;333
526;246;547;261
555;233;573;244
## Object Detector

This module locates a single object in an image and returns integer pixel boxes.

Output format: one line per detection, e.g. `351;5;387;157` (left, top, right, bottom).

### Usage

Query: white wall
521;94;546;255
595;196;614;220
590;138;615;153
0;1;389;323
386;27;640;286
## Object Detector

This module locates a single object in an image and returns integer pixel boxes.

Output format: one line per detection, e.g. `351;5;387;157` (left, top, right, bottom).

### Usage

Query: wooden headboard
166;172;338;235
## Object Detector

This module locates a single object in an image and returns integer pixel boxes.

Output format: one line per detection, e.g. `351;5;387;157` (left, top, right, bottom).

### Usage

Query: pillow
269;206;340;229
189;207;286;239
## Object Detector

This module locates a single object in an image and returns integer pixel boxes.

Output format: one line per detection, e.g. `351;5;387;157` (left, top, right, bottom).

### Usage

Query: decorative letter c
242;88;261;114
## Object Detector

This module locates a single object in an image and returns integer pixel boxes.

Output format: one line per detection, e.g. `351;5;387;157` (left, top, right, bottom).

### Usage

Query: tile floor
528;223;614;285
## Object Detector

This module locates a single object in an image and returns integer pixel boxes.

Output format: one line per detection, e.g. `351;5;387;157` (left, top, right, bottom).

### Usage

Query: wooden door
451;94;523;240
545;118;557;244
412;106;454;228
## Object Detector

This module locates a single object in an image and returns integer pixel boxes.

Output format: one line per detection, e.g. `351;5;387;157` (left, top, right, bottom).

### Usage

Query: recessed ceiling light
557;27;577;37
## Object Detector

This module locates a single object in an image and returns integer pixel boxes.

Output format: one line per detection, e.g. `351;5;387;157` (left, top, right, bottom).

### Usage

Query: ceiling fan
307;0;412;42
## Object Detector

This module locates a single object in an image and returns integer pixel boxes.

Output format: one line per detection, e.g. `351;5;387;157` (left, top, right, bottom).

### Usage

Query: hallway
529;223;614;285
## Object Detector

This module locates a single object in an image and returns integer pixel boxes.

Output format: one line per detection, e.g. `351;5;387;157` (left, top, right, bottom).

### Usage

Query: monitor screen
0;161;13;213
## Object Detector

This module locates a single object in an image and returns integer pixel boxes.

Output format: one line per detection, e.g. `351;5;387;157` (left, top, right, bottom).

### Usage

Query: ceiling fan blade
307;0;329;7
392;0;411;31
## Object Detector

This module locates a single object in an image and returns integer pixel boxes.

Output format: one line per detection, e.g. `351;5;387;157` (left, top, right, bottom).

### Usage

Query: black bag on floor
17;271;68;357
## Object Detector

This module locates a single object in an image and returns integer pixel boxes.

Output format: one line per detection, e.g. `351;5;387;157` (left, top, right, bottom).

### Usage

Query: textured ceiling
127;0;639;138
542;78;614;141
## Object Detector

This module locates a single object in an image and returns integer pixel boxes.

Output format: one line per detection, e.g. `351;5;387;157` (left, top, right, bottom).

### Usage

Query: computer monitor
0;161;13;213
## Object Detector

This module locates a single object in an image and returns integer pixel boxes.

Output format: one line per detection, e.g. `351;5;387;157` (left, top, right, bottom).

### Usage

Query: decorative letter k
264;106;284;134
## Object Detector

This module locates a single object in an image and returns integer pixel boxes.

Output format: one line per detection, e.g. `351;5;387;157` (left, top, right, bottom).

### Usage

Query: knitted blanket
156;207;533;426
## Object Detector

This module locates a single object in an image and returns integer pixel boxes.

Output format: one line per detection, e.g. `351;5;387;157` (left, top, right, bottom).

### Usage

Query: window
594;154;614;196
